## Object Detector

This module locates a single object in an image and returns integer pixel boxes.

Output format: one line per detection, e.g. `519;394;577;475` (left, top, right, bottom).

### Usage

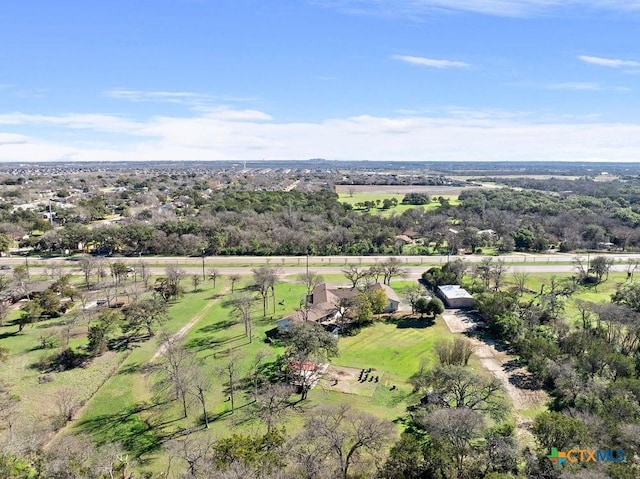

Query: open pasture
335;184;483;195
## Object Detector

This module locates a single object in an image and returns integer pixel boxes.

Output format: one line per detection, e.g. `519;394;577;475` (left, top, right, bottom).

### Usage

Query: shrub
435;337;475;366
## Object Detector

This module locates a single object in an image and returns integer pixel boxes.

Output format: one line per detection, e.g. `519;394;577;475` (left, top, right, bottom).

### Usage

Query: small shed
437;285;474;309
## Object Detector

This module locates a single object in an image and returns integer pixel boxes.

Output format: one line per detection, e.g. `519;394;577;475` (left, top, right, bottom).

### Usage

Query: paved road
135;263;632;278
1;253;637;277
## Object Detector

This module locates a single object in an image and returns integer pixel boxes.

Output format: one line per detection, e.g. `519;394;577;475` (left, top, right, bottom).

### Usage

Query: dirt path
151;286;229;362
441;310;549;443
45;287;228;450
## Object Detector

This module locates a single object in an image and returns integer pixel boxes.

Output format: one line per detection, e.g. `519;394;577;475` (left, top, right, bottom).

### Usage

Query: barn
437;285;475;309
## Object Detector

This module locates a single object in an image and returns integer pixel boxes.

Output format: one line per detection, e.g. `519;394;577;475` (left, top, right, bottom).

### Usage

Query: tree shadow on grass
393;412;429;438
118;362;155;375
378;387;415;408
463;329;509;353
185;333;246;352
385;316;434;329
196;319;237;335
255;315;279;326
75;402;164;457
0;330;18;340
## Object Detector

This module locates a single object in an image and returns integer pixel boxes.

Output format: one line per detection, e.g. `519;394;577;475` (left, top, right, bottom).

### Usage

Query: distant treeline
5;179;640;256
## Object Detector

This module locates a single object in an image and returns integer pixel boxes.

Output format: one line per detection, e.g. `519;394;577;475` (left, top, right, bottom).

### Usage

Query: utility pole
48;199;54;226
201;249;206;280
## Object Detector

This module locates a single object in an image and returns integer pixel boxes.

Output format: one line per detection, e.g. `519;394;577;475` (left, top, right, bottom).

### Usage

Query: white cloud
578;55;640;68
0;112;146;134
546;82;601;90
393;55;470;69
105;89;208;103
0;133;29;144
3;107;640;163
104;89;255;107
312;0;640;18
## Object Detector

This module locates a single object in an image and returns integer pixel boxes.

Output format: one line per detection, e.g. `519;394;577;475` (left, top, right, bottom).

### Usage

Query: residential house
277;282;400;332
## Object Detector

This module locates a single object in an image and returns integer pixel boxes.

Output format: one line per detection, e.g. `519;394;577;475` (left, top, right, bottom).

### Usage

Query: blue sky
2;0;640;162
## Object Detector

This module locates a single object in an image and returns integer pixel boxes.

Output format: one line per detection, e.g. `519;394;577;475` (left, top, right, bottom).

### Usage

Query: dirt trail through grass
441;310;548;444
45;287;228;450
150;286;229;362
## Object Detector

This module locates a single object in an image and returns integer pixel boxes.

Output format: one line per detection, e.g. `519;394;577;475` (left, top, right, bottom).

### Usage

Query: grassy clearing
0;304;129;432
73;282;226;448
335;317;449;382
338;192;459;217
72;278;310;472
503;271;627;326
17;267;604;474
67;272;461;475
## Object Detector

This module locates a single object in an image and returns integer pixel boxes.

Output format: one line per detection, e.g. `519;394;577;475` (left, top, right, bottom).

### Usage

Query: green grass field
62;274;459;475
6;265;627;475
503;270;628;326
338;192;459;217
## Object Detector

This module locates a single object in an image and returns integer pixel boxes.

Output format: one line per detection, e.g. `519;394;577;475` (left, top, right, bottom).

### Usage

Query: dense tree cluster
467;275;640;477
6;175;640;257
458;187;640;252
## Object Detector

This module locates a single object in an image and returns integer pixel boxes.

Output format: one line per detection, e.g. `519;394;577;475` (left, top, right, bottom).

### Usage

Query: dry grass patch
319;365;383;397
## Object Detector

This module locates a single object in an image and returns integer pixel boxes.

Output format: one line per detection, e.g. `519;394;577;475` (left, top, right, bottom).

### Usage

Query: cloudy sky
2;0;640;162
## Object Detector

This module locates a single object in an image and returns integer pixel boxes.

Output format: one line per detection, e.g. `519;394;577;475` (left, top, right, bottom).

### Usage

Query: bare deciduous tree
227;294;255;342
298;404;396;479
381;257;408;285
252;266;280;316
435;337;475;366
254;383;293;433
207;268;220;287
249;350;270;397
297;271;325;296
421;407;486;479
191;274;202;292
626;258;640;281
0;381;20;441
219;350;242;414
137;260;150;289
187;359;212;429
573;255;589;280
341;264;368;289
490;258;508;291
155;334;194;418
513;271;529;296
53;386;81;429
574;299;595;330
166;435;214;479
229;273;241;293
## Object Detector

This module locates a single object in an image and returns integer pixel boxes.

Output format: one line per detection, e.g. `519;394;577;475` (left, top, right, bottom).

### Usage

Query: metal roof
437;285;473;299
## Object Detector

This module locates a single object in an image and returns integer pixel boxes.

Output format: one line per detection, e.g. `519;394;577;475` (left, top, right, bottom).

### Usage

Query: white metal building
437;285;475;309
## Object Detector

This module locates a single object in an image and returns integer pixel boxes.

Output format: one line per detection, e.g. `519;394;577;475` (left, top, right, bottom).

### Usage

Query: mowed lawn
71;273;456;475
73;281;226;451
335;317;450;385
74;278;314;472
338;192;459;217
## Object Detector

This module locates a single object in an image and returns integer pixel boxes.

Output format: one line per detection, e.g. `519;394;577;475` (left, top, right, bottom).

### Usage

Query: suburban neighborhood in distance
4;0;640;476
0;160;638;478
